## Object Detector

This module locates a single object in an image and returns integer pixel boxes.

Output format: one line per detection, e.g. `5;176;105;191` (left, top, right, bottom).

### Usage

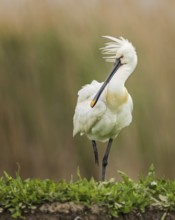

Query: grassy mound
0;165;175;219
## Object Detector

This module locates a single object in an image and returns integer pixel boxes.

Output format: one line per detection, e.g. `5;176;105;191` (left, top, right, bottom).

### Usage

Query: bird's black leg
102;138;113;181
92;140;99;166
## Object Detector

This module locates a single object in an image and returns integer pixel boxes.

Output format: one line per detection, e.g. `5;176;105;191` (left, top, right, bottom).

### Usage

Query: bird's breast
87;87;133;142
106;88;129;112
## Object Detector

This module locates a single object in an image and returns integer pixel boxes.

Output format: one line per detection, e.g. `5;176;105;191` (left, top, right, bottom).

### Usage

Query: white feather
73;36;137;142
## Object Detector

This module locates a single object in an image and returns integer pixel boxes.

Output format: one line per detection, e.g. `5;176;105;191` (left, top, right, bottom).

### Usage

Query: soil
1;202;175;220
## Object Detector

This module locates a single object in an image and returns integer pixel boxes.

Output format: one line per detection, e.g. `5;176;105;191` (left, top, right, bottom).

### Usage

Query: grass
0;165;175;218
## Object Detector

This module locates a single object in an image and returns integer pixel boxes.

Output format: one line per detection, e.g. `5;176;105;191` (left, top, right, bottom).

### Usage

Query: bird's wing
77;80;102;102
73;80;106;136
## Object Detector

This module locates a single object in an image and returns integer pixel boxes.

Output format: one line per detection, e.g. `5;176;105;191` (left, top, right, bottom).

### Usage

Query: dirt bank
1;202;175;220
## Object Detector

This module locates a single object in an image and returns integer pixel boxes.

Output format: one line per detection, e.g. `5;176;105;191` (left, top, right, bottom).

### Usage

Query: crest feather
100;36;128;62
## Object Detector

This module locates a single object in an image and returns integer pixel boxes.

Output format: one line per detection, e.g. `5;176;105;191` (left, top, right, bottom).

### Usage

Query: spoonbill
73;36;137;181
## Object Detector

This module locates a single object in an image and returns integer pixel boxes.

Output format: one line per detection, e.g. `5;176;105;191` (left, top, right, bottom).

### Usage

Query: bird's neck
106;65;131;111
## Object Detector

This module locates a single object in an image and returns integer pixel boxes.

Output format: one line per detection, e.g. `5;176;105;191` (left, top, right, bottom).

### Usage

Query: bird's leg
102;138;113;181
92;140;99;166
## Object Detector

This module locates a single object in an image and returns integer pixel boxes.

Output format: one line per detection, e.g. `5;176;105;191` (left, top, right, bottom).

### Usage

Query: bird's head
101;36;137;71
90;36;137;108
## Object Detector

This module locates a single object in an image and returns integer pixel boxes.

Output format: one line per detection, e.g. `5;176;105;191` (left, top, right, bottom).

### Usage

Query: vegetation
0;3;174;219
0;166;175;219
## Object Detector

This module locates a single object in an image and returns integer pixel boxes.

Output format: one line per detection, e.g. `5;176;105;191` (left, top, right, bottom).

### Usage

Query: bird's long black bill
90;58;122;108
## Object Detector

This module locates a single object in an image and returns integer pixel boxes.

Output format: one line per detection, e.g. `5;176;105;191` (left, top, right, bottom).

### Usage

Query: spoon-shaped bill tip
90;99;96;108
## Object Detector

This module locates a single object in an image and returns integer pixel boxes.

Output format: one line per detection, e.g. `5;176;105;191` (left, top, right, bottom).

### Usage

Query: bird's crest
101;36;131;63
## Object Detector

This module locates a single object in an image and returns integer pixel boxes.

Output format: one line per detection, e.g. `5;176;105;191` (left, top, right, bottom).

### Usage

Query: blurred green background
0;0;175;180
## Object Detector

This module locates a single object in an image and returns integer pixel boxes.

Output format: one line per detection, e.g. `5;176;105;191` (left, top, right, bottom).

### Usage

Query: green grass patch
0;165;175;218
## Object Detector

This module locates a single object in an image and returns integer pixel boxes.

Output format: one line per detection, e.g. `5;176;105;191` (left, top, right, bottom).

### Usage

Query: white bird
73;36;138;181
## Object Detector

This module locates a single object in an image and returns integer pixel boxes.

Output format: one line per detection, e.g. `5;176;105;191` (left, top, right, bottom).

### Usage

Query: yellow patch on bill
90;99;96;108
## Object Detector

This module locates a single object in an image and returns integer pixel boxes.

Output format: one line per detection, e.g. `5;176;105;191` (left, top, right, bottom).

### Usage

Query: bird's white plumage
73;80;106;137
73;36;137;143
101;36;130;62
